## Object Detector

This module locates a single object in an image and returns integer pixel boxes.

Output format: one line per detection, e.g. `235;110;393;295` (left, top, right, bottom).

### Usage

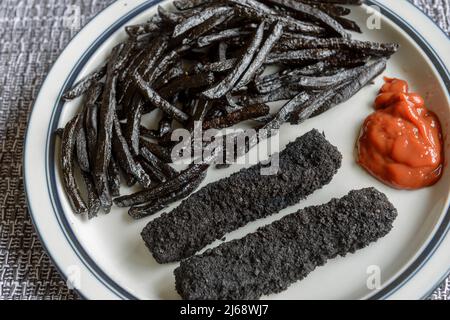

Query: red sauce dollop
357;77;444;189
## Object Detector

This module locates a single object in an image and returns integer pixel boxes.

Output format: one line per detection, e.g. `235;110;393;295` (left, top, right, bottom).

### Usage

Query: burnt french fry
141;147;178;179
159;72;215;99
334;16;362;33
263;92;310;131
233;3;325;35
139;138;173;163
158;115;173;138
203;22;265;99
179;10;235;46
218;41;228;60
245;86;299;104
290;65;368;89
128;170;206;219
134;73;190;123
276;37;399;57
232;0;277;14
83;84;103;165
265;48;338;64
93;46;122;213
287;89;337;125
158;5;184;25
173;6;233;38
61;116;88;214
118;37;169;105
187;98;212;131
203;103;270;130
75;83;103;173
138;154;167;183
235;22;283;89
125;22;161;37
82;172;102;219
154;64;185;89
197;28;251;48
124;96;144;155
108;157;121;197
113;41;136;72
195;58;237;73
114;163;209;208
258;64;373;93
315;0;362;4
75;109;90;173
147;47;187;86
173;0;210;10
112;115;152;188
63;65;106;101
316;4;351;17
265;0;350;38
310;58;388;117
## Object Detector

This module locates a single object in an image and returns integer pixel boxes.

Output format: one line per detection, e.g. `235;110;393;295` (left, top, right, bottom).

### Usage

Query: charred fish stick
141;129;342;263
175;187;397;300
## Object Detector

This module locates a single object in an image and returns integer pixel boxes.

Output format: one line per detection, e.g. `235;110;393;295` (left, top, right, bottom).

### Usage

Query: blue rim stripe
44;0;163;300
408;1;450;40
367;0;450;300
27;0;450;300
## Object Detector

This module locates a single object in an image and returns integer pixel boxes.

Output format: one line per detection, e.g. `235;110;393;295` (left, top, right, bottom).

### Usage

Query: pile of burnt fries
58;0;398;218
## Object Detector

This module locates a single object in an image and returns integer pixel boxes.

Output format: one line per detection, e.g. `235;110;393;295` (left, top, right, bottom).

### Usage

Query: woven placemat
0;0;448;300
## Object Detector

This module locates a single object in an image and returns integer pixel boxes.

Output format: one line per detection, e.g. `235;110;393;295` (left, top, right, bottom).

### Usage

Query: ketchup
357;77;444;190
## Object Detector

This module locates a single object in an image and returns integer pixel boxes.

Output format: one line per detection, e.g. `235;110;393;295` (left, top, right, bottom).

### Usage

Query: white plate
24;0;450;300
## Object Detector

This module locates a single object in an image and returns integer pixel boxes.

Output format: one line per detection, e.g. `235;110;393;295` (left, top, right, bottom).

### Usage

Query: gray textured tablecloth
0;0;448;300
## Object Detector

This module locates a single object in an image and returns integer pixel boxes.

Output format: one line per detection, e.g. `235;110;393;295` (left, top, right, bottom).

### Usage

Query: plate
24;0;450;300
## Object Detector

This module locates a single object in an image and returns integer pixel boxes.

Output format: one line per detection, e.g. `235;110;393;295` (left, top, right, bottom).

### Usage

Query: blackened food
93;48;120;213
124;97;144;155
108;157;121;197
266;48;338;64
75;110;90;173
174;187;397;300
128;171;206;219
265;0;350;38
203;22;265;99
58;0;397;218
233;2;325;35
173;6;232;38
308;58;388;119
202;103;270;129
276;37;399;56
141;129;342;263
61;116;88;214
112;115;152;188
114;163;209;208
134;73;189;123
197;28;251;48
82;172;102;219
234;22;283;89
62;65;106;101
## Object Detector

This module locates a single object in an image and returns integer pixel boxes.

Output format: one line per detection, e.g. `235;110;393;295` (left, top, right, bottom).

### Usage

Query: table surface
0;0;449;300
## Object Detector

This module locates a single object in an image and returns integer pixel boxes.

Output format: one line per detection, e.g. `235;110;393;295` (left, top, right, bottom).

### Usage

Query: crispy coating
175;187;397;300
